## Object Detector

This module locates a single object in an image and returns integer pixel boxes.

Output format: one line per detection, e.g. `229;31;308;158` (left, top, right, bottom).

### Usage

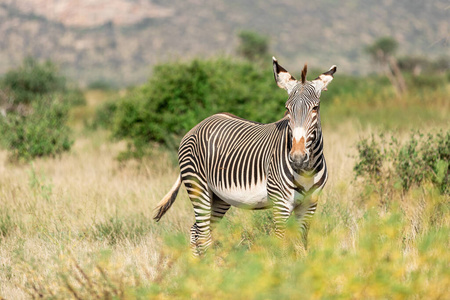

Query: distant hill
0;0;448;86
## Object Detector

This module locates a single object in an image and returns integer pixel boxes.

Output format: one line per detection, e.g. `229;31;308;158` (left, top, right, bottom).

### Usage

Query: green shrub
0;57;84;160
87;79;117;91
1;57;85;107
390;134;425;191
91;99;118;129
417;132;449;194
407;73;447;90
1;57;65;104
354;131;449;195
0;96;73;161
110;58;286;155
388;132;449;193
354;134;384;183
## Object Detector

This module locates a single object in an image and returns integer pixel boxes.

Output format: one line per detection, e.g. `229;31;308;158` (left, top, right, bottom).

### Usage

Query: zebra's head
272;57;336;171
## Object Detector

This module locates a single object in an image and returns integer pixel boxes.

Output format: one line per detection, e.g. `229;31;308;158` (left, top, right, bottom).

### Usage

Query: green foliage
414;132;449;194
1;57;65;104
365;36;398;62
392;136;423;191
398;55;450;74
91;100;118;130
319;71;448;131
1;57;85;106
354;135;384;182
110;58;285;155
397;56;431;73
237;30;270;62
0;96;73;161
354;131;449;194
390;132;449;193
432;56;450;73
87;78;117;91
0;57;82;160
406;73;447;90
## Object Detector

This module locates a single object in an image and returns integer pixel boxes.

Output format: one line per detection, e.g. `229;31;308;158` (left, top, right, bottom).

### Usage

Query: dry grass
0;97;449;298
0;129;186;298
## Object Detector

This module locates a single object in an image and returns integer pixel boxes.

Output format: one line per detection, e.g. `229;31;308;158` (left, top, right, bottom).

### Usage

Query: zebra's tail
153;175;182;222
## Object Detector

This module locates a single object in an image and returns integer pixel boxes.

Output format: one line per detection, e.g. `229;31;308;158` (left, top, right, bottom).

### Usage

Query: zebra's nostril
289;152;305;164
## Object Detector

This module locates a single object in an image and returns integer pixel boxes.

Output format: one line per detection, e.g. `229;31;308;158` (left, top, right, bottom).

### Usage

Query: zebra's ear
312;65;337;91
273;57;297;94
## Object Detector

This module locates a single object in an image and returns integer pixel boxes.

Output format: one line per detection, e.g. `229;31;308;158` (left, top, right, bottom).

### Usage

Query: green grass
154;203;448;299
321;82;449;131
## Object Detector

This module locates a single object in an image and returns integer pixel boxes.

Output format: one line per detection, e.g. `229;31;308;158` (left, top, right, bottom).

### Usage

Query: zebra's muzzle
289;152;310;171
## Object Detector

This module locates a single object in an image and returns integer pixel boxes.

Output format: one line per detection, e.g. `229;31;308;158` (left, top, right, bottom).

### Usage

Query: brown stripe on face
291;136;306;156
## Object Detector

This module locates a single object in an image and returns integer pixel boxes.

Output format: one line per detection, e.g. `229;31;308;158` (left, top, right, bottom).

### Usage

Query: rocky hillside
0;0;448;86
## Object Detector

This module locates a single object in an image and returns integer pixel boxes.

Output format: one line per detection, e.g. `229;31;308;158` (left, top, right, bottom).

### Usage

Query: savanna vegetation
0;37;449;298
0;57;84;161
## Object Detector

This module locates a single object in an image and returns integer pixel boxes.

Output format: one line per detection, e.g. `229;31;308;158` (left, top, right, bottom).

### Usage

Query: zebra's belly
209;182;271;209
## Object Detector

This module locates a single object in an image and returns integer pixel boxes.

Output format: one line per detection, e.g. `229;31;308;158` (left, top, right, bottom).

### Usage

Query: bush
87;79;117;91
407;74;447;90
1;57;65;104
353;134;384;183
414;132;449;194
91;100;118;130
0;96;73;161
390;132;449;193
354;131;449;195
0;57;83;160
1;57;85;107
109;58;286;155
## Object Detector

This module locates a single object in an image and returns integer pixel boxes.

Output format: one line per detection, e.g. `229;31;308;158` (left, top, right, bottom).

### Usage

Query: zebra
154;57;336;256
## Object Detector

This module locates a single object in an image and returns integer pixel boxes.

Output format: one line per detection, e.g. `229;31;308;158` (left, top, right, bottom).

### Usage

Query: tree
237;30;270;63
365;37;407;96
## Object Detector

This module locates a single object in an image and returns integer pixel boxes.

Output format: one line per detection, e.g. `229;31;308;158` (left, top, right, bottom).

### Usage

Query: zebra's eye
312;106;319;112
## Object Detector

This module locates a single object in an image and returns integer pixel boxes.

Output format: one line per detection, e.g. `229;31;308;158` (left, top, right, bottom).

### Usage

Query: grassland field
0;85;449;299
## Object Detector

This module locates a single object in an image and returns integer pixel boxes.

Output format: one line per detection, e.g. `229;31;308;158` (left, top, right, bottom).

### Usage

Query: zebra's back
178;113;289;209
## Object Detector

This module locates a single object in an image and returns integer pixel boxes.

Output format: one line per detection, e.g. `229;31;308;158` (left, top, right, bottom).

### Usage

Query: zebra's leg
293;195;319;249
184;178;213;256
190;223;200;256
210;195;231;227
270;192;293;239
